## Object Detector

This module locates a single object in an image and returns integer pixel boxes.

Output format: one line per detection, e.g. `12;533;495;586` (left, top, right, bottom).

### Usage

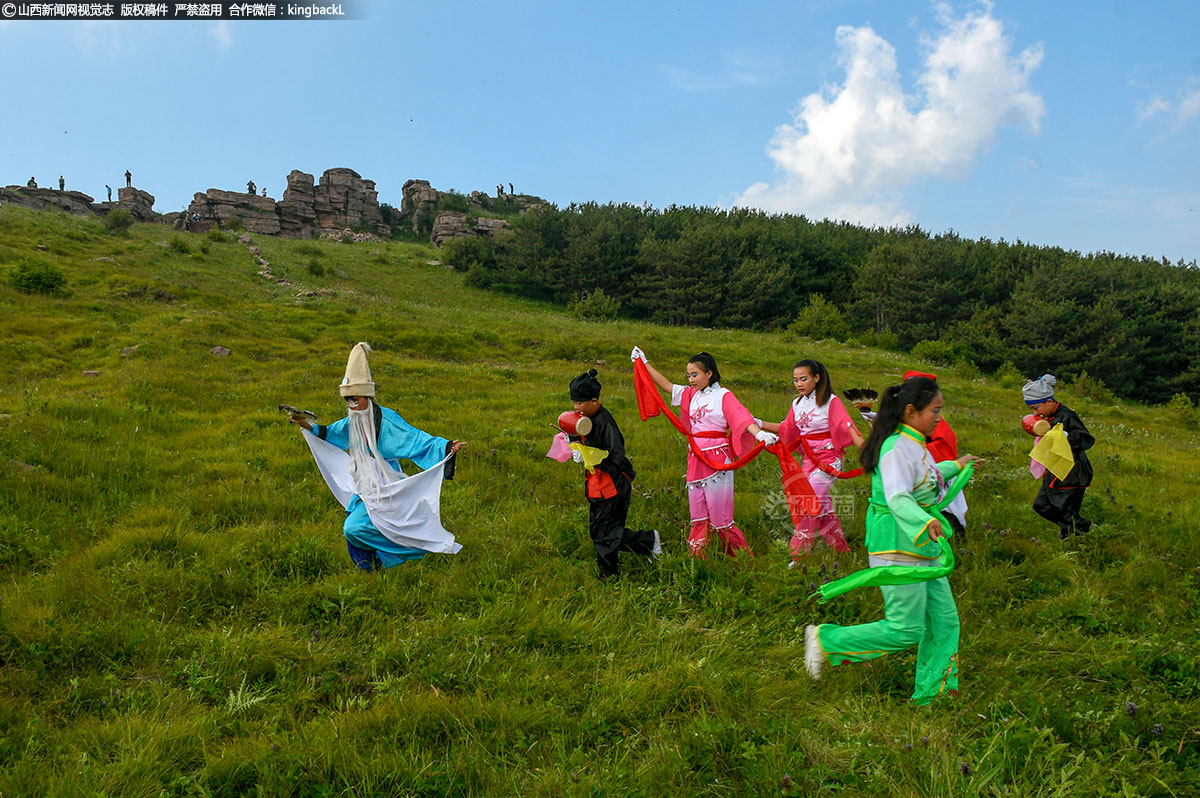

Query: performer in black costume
1023;374;1094;538
567;369;661;578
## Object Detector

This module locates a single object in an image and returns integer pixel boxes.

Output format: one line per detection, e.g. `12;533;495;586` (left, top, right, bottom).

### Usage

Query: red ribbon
633;359;820;519
797;436;864;479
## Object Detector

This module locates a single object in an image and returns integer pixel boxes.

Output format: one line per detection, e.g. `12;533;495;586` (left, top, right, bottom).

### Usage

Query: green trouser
816;574;959;705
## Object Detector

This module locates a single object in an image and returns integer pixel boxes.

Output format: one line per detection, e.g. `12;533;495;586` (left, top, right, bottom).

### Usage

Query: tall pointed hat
339;342;376;398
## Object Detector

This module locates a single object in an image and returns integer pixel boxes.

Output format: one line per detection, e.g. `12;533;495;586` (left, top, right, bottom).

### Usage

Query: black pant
589;473;655;578
1033;478;1091;536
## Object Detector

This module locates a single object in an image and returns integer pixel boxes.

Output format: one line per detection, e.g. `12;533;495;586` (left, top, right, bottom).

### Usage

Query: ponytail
859;376;940;473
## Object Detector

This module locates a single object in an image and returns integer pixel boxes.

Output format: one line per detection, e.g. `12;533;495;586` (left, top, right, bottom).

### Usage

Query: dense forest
442;203;1200;404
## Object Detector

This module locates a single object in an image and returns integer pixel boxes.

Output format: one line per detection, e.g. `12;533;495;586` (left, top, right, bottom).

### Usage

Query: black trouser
1033;477;1091;536
589;472;655;578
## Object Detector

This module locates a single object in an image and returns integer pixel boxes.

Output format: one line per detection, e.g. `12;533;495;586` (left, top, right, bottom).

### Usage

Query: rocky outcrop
186;189;281;235
0;186;98;215
311;168;383;234
118;187;157;221
278;170;318;237
185;168;388;239
402;179;439;233
431;211;511;247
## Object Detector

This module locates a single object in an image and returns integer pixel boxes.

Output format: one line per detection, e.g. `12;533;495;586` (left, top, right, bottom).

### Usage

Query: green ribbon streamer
813;463;975;603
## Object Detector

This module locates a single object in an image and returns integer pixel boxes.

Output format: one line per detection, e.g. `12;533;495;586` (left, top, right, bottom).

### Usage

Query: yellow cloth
569;442;609;473
1029;423;1074;481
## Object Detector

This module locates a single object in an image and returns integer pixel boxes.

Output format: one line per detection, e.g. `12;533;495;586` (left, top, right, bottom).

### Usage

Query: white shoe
650;529;662;559
787;560;797;570
804;625;824;680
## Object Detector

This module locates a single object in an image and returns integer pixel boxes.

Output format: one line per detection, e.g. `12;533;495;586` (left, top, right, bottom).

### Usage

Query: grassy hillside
1;205;1197;797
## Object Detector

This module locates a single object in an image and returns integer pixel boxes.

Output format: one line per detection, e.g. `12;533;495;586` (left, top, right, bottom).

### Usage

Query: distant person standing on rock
106;185;112;201
27;177;36;188
125;170;132;187
247;180;256;195
261;187;267;197
59;176;65;191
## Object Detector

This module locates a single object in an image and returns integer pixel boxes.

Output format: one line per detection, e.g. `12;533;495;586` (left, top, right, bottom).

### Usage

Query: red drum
557;411;592;436
1021;413;1050;436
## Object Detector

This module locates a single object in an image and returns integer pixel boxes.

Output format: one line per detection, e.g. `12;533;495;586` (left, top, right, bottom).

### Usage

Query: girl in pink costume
634;348;777;557
762;360;864;562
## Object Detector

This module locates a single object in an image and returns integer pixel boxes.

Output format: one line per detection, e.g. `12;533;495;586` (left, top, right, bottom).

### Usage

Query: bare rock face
473;217;511;236
186;189;281;235
430;211;511;247
402;179;439;233
0;186;97;215
278;170;317;237
431;211;471;247
118;187;157;221
311;168;383;235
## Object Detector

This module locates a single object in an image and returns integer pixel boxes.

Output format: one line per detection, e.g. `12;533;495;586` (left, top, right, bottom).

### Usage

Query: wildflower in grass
959;762;972;775
1125;702;1138;717
1151;723;1164;735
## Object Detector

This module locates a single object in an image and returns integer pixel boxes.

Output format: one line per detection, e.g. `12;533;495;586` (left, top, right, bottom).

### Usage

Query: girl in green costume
804;376;981;704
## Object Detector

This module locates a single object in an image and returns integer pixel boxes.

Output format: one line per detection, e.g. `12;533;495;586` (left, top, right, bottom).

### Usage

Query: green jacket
865;424;962;560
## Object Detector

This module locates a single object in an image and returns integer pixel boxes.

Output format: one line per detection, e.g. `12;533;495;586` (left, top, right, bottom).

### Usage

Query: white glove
630;346;646;363
571;448;583;463
754;430;779;446
860;409;877;422
753;417;763;427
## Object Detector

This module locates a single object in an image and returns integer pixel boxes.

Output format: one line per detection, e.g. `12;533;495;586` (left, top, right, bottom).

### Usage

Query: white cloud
736;4;1044;227
1137;82;1200;128
1178;88;1200;123
665;53;790;92
210;21;233;51
1137;96;1171;121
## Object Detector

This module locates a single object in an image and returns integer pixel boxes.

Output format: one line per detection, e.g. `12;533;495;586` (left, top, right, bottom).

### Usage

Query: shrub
993;360;1025;388
1166;393;1197;426
1070;370;1116;403
224;215;245;232
168;235;191;255
567;288;622;320
206;229;230;244
911;338;960;366
102;208;134;234
198;241;211;255
307;259;325;277
788;294;851;342
9;260;68;296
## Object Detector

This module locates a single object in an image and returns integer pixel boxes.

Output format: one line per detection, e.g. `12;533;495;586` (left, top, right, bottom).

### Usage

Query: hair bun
587;368;598;378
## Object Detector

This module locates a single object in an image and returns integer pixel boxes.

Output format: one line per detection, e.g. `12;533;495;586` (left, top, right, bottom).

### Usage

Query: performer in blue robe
290;342;462;570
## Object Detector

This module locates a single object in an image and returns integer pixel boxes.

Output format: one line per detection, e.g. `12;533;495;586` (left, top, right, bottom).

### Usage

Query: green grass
0;205;1197;796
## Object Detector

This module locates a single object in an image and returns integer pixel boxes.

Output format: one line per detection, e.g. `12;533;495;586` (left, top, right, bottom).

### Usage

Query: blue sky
3;1;1198;261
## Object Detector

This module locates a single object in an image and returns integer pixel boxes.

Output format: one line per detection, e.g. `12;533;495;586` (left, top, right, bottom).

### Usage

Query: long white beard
346;402;399;500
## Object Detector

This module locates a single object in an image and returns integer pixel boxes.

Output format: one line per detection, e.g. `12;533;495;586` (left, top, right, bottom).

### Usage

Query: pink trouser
687;470;752;557
789;465;849;557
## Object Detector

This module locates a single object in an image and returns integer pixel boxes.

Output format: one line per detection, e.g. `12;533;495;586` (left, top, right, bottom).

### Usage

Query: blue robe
314;405;451;568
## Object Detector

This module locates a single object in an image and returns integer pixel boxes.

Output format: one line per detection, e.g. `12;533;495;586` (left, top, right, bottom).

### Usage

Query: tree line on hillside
442;203;1200;404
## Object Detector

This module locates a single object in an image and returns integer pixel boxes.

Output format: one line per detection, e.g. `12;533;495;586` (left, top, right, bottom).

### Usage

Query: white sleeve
879;444;918;504
670;384;685;407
